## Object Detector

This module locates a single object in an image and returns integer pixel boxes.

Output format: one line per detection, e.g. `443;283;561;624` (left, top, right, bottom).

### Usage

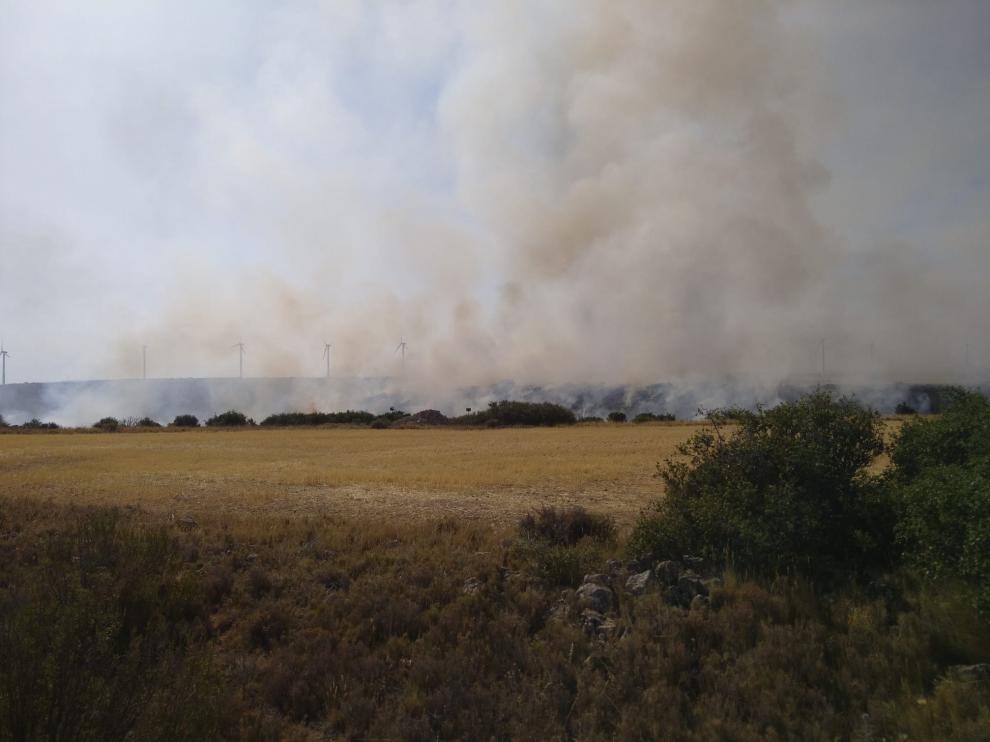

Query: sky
1;0;988;386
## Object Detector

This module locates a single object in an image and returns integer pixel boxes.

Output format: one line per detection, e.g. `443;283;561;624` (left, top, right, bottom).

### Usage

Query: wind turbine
0;342;8;385
322;342;332;378
233;342;246;378
142;344;147;380
395;337;407;373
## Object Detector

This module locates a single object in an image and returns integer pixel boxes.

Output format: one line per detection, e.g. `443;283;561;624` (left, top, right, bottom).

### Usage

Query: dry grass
0;423;706;527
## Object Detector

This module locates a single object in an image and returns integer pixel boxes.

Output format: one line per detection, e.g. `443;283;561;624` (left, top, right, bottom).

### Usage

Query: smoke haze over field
1;1;989;392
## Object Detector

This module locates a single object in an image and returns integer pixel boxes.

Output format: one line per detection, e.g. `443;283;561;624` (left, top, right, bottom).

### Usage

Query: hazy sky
1;1;988;385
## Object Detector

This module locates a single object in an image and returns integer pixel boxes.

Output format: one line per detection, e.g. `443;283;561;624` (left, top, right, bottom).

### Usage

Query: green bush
890;388;990;482
205;410;252;427
260;410;376;426
633;412;676;423
93;416;120;431
890;390;990;613
628;391;890;581
607;412;626;423
135;416;162;427
170;414;199;427
454;401;576;427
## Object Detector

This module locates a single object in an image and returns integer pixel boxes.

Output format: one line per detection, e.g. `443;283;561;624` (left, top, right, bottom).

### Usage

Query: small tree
93;417;120;432
607;411;626;423
170;414;199;427
205;411;250;427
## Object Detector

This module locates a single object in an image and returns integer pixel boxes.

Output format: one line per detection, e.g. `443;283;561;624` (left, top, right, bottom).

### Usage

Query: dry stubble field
0;423;712;527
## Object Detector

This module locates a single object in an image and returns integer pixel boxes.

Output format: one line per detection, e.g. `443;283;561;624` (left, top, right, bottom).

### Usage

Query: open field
0;423;713;527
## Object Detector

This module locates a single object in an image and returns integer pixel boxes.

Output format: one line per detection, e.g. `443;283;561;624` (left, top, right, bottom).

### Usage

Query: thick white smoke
1;0;988;403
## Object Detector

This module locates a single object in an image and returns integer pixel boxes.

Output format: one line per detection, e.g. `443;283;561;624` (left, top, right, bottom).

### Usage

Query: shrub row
452;400;576;427
260;410;376;426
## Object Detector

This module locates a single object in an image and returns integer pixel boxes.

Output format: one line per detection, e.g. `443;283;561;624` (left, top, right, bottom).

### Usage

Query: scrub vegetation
1;391;988;739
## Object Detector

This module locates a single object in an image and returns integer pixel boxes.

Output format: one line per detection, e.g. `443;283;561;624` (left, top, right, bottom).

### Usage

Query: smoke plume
1;1;988;407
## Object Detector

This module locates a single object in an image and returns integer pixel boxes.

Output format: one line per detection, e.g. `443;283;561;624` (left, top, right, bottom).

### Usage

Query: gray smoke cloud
1;0;988;415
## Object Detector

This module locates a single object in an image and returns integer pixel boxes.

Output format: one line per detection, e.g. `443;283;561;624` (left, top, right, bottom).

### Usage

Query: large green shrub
454;401;576;427
890;389;990;613
890;388;990;481
628;391;889;580
93;416;120;431
633;412;675;423
205;410;252;427
170;414;199;427
260;410;376;426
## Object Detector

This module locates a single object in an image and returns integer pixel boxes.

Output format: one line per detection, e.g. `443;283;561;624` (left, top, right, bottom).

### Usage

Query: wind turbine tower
0;342;8;385
395;337;408;373
323;342;332;378
233;342;246;379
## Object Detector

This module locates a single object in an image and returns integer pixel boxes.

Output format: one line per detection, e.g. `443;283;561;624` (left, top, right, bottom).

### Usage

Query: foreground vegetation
1;390;989;739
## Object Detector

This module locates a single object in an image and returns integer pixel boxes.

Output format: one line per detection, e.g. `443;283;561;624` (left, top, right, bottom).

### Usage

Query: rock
246;552;258;562
606;559;623;575
462;577;482;595
176;516;197;530
655;560;683;585
690;594;709;612
683;555;704;569
947;664;990;683
577;583;613;613
625;569;656;596
582;573;611;587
